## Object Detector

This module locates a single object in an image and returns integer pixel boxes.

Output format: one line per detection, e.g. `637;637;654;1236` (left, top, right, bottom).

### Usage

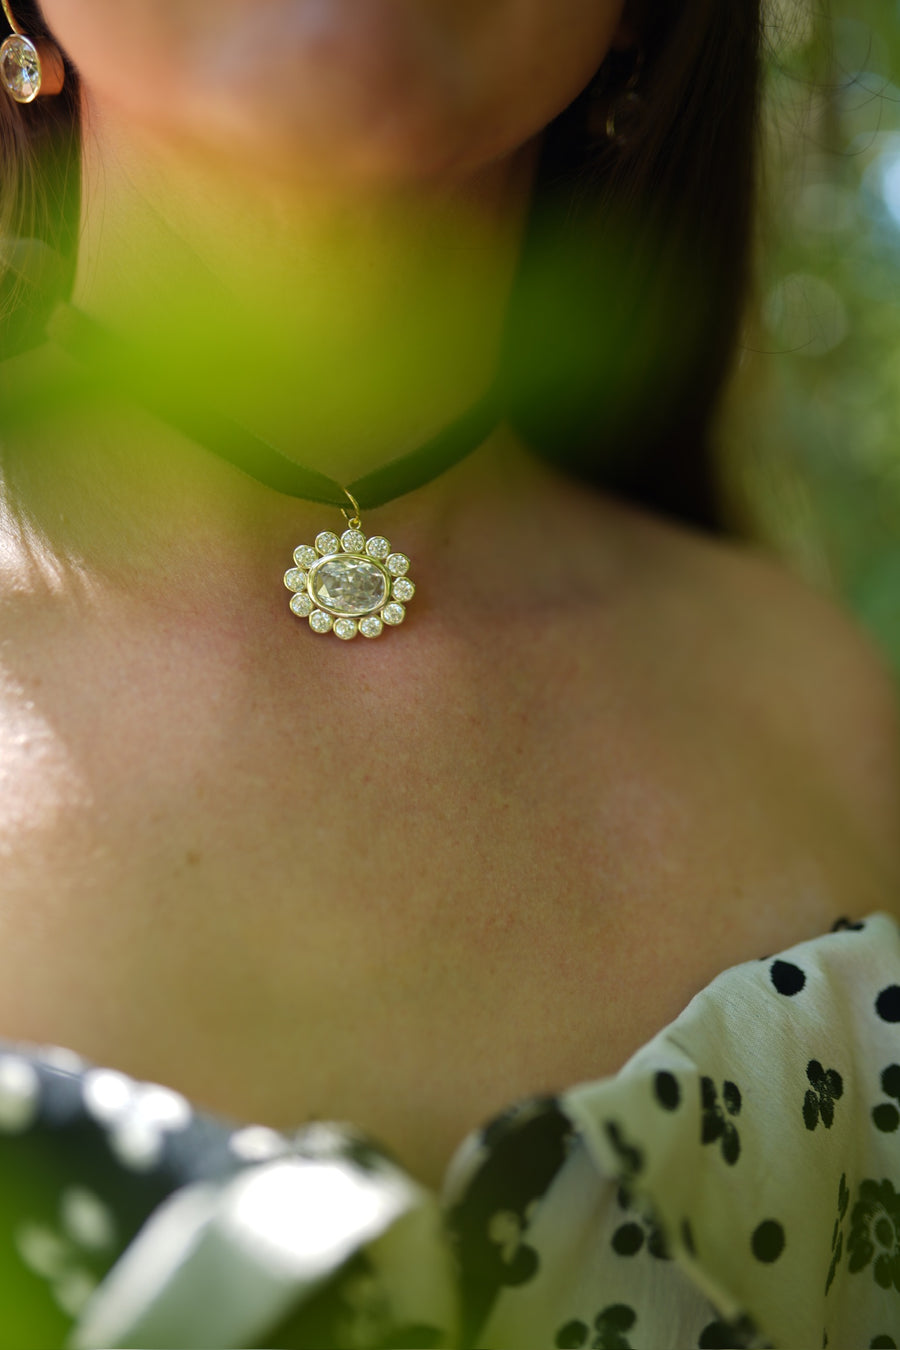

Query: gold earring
0;0;65;103
604;49;646;149
587;47;646;151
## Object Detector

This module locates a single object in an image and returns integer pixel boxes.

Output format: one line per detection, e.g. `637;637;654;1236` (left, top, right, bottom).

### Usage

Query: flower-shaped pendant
284;527;415;640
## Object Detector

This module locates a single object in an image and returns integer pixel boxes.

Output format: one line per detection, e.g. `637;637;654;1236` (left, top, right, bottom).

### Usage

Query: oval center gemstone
1;38;41;103
310;557;388;616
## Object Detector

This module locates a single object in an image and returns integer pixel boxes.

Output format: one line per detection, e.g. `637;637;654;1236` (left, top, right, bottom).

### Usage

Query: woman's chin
96;1;553;188
62;0;617;189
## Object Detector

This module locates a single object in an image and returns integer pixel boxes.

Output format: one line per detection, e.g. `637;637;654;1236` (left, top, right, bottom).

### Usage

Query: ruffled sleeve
443;911;900;1349
0;913;898;1349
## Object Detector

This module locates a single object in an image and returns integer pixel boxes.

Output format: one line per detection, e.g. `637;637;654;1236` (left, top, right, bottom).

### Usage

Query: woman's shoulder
621;501;900;893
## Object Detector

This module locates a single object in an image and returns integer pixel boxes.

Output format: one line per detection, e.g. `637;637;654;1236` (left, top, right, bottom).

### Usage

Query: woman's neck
1;93;570;621
73;96;537;488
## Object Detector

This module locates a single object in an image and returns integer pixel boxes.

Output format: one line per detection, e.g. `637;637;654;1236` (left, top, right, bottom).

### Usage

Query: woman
0;0;898;1346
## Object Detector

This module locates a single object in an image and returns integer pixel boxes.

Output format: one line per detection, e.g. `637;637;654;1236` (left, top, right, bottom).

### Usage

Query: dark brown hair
0;0;761;533
0;0;81;351
504;0;763;532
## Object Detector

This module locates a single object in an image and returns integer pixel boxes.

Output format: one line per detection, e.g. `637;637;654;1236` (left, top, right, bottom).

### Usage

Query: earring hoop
606;49;645;146
0;0;65;103
587;47;647;152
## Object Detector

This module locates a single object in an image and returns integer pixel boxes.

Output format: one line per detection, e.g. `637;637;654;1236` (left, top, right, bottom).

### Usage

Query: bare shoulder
636;509;900;887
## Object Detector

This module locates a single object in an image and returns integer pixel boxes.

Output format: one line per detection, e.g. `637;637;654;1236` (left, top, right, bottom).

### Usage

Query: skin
0;0;897;1188
42;0;633;179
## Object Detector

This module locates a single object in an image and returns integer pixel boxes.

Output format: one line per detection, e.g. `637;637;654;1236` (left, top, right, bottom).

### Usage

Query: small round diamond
334;618;358;641
294;545;318;569
290;593;313;617
283;568;308;592
392;577;415;602
382;602;406;626
340;529;366;554
359;616;383;639
365;536;390;560
315;532;340;556
309;610;334;633
386;553;409;577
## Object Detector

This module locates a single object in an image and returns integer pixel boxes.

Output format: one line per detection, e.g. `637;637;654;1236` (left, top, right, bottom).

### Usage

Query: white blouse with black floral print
0;913;898;1350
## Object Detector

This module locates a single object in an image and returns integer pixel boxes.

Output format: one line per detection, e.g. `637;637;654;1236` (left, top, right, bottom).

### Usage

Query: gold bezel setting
285;528;414;640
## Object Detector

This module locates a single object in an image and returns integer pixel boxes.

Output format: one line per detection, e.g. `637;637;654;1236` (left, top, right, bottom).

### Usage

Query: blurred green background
719;0;900;677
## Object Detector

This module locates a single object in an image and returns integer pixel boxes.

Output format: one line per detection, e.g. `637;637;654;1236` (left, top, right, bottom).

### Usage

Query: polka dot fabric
0;914;898;1348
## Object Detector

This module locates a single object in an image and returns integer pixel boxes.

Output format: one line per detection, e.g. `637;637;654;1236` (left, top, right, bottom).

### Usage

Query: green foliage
720;0;900;677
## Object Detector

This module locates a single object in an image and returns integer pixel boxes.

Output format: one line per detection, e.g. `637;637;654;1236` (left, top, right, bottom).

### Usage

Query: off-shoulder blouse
0;913;898;1349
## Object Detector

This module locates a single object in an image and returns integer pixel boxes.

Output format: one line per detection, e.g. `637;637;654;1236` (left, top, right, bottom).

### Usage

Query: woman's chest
0;643;889;1188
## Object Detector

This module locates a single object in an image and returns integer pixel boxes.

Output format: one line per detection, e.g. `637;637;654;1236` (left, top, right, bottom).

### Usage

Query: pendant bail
341;488;362;531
